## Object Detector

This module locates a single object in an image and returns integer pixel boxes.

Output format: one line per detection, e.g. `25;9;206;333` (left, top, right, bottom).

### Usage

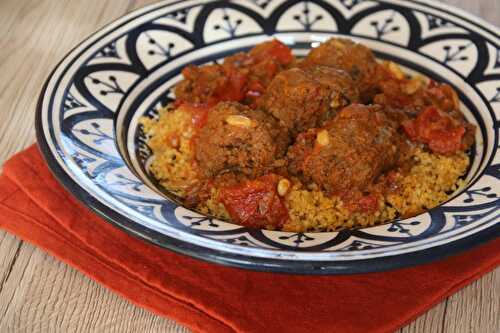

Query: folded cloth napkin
0;145;498;333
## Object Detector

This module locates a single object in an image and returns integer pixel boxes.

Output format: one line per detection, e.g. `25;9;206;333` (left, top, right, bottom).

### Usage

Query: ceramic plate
36;0;499;274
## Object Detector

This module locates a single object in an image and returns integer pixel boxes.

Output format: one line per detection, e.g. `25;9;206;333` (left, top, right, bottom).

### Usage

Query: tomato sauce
402;106;465;154
426;80;459;112
213;66;248;103
341;191;381;214
219;174;289;228
357;194;380;213
177;64;248;106
250;39;294;65
178;103;211;129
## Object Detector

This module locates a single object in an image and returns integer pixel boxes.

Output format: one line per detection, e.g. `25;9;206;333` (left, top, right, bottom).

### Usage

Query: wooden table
0;0;498;332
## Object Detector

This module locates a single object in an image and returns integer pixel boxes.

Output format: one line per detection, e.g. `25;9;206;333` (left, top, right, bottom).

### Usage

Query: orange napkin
0;145;498;333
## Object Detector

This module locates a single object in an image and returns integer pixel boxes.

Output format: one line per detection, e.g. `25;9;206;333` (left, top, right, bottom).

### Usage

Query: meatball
287;104;404;194
194;102;288;178
261;66;359;135
301;38;381;101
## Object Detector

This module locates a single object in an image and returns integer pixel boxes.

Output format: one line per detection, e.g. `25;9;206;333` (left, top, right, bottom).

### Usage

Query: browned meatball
287;104;404;194
194;102;288;178
261;66;359;135
301;38;381;101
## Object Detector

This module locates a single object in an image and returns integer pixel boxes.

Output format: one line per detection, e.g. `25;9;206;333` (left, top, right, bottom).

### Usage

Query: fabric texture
0;145;498;333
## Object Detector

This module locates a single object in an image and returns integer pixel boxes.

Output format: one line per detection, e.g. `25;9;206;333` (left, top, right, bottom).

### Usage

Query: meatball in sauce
194;101;288;179
301;38;381;101
287;104;409;195
261;66;359;135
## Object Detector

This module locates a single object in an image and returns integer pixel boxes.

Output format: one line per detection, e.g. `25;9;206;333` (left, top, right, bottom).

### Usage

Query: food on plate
175;39;294;107
141;37;475;232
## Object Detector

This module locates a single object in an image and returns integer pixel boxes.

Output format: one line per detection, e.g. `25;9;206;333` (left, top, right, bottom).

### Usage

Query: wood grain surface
0;1;498;332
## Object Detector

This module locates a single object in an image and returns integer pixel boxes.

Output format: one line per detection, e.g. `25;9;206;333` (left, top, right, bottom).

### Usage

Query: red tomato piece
427;126;465;154
250;39;294;65
425;82;459;112
180;103;211;129
265;60;279;78
267;40;294;65
402;107;466;154
213;66;247;103
357;194;380;213
219;174;289;228
245;80;265;98
341;191;380;214
179;64;248;105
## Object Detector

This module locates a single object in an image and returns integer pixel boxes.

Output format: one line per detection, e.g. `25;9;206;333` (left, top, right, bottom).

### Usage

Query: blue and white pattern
36;0;499;273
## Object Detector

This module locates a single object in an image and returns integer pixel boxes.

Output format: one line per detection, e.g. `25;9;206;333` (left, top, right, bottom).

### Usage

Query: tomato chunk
402;107;465;154
341;191;381;214
426;80;459;112
357;194;380;213
245;80;265;99
249;39;294;65
214;66;247;103
179;103;211;129
176;40;293;108
219;174;289;228
177;64;248;105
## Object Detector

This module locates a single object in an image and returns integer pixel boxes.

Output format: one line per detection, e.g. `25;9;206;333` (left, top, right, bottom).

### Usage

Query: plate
36;0;500;274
